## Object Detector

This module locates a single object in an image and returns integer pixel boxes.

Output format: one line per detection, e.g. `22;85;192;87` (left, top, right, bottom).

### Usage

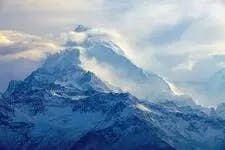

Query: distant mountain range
174;68;225;106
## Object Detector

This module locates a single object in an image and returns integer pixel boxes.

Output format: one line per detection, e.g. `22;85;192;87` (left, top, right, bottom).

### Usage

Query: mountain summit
3;48;111;102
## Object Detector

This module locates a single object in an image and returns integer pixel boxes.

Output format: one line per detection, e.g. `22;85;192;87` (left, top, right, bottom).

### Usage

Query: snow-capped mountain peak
1;38;225;149
3;48;111;101
64;26;176;102
42;48;81;73
74;24;90;32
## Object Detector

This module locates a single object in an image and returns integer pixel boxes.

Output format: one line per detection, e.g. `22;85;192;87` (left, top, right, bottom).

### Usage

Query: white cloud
0;30;60;91
22;0;104;11
66;32;87;44
0;30;60;61
0;33;14;46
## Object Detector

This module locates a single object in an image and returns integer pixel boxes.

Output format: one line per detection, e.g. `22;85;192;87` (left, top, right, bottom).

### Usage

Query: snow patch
135;103;151;112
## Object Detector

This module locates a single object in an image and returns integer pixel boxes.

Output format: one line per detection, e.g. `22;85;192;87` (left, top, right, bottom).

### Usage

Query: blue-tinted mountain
174;68;225;106
1;49;225;149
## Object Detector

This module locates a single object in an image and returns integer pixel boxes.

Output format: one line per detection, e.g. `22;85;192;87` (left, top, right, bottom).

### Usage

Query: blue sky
0;0;225;105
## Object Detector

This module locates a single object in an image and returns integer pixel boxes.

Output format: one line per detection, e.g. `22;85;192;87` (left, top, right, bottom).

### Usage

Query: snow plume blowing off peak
43;48;81;72
61;25;194;105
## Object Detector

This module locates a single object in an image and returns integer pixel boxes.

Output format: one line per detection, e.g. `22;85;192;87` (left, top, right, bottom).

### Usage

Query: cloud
0;30;60;91
22;0;104;10
0;0;107;35
0;30;60;60
134;0;225;83
0;33;13;46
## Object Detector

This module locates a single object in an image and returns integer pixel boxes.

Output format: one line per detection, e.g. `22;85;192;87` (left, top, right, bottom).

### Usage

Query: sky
0;0;225;105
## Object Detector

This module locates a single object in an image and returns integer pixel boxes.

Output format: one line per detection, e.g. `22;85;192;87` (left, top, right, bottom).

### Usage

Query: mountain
216;103;225;119
174;68;225;106
0;49;172;149
65;25;174;101
3;49;110;98
206;69;225;102
1;49;225;149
